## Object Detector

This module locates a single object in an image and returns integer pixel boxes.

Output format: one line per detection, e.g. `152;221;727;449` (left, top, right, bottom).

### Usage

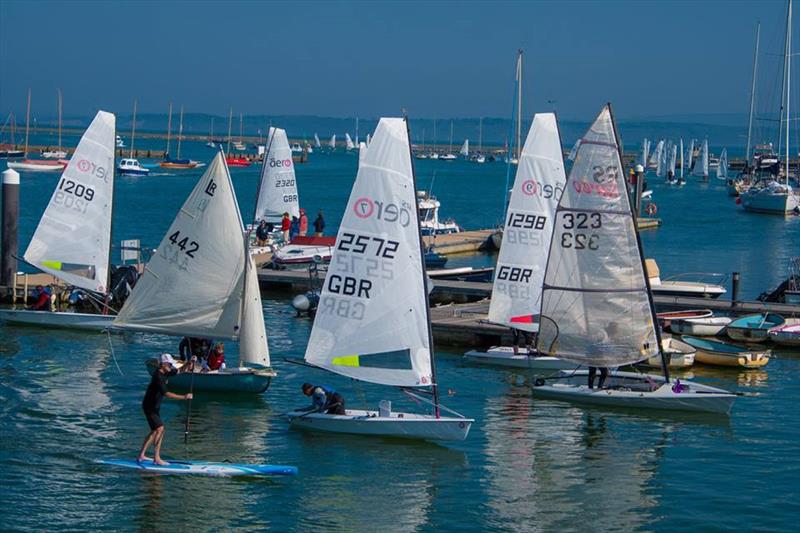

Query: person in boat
300;383;345;415
255;220;271;246
204;342;226;372
511;328;534;356
281;212;291;242
313;210;325;237
30;285;52;311
290;216;300;241
137;353;194;466
298;208;308;236
178;337;210;362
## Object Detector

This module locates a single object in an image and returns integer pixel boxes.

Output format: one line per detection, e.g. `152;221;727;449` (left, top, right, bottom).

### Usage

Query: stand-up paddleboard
97;458;298;477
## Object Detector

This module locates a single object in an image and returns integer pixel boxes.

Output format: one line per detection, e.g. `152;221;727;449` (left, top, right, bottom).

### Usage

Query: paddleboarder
137;353;194;465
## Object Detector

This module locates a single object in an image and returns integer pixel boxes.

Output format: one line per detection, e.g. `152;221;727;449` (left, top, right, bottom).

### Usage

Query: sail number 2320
560;212;601;250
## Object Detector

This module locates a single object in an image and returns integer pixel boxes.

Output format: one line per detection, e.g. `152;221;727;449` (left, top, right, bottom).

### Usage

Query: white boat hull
531;370;736;415
6;160;66;172
286;408;473;441
669;317;732;336
741;188;800;214
651;281;726;299
463;347;578;371
0;308;116;331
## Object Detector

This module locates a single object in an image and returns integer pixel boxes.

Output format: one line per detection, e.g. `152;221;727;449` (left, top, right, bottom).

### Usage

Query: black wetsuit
142;369;175;430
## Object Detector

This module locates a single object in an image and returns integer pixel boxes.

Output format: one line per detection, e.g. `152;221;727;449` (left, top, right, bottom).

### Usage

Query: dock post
731;272;740;306
1;168;20;294
634;164;644;219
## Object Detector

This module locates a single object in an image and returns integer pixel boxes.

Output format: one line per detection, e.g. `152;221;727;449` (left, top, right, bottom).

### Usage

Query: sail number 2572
560;212;601;250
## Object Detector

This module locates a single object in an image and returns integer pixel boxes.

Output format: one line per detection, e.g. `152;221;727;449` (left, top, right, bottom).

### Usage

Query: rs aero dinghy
286;118;473;441
530;105;736;415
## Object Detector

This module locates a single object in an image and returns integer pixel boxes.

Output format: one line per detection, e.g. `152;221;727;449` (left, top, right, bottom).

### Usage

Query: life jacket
316;385;337;406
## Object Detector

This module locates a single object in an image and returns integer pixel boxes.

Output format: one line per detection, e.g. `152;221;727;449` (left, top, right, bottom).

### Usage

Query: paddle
184;356;196;445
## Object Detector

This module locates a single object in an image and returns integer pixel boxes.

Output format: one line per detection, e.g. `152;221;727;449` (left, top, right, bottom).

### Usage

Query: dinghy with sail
286;117;473;441
114;151;276;393
464;113;576;372
531;105;737;415
253;127;300;227
693;139;709;180
0;111;120;331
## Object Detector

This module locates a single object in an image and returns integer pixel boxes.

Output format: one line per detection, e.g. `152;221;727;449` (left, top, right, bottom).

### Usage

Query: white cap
160;353;177;367
634;164;644;173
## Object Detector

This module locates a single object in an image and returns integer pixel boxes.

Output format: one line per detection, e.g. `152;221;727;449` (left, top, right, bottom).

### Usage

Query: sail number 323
560;212;601;250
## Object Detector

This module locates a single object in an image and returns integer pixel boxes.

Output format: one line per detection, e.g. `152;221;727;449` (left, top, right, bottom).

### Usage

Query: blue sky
0;0;791;120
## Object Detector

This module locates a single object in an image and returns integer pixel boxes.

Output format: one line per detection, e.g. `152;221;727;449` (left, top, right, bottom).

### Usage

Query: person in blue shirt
300;382;345;415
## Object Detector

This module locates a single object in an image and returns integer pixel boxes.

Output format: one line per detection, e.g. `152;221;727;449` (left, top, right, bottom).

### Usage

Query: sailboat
286;117;473;441
464;113;578;372
459;139;469;158
0;111;120;331
693;139;709;180
206;117;217;148
42;89;68;159
530;105;737;415
345;133;355;151
314;133;322;149
429;120;439;159
225;108;250;167
116;100;149;177
439;121;457;160
7;89;67;173
741;0;800;214
160;104;201;169
253;127;300;226
0;112;25;158
716;148;729;180
329;134;336;151
114;151;276;393
676;138;686;186
666;142;677;184
475;117;486;163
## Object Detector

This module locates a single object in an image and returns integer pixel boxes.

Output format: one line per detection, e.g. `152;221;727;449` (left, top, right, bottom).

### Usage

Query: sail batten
536;105;659;368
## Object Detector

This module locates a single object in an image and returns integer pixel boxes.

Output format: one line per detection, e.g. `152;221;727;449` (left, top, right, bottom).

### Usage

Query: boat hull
145;359;275;393
669;317;732;336
681;336;770;368
286;409;473;441
726;313;785;343
531;370;736;415
768;324;800;346
0;308;116;331
6;160;66;172
463;347;578;371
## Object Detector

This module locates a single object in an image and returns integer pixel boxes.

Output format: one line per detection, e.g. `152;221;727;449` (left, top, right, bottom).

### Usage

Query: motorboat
116;158;150;176
417;190;461;235
740;180;800;214
726;313;785;343
272;236;336;267
681;336;770;368
41;149;68;159
115;135;125;148
646;259;727;299
226;155;251;167
656;309;712;332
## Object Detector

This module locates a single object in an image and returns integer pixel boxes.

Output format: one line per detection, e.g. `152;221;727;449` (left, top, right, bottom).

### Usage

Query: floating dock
424;229;497;255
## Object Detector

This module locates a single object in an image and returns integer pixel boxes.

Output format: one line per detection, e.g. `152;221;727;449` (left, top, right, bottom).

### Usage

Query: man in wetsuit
137;353;194;465
300;382;345;415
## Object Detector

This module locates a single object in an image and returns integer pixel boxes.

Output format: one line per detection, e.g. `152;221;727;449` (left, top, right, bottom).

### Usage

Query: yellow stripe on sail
331;355;360;367
41;260;64;271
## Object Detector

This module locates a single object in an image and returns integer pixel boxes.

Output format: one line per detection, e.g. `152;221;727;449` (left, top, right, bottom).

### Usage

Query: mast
432;119;436;153
479;117;483;153
449;120;454;153
404;115;440;418
680;138;684;179
210;116;214;140
786;0;792;185
165;102;173;156
516;49;523;160
227;107;233;153
609;103;669;382
129;100;137;158
746;22;761;165
239;113;244;143
23;88;31;158
177;105;184;159
57;88;62;152
106;118;117;307
355;116;359;145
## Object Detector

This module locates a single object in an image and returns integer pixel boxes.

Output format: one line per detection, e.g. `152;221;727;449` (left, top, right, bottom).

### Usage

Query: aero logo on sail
353;197;411;226
76;159;109;182
268;158;293;168
521;179;564;200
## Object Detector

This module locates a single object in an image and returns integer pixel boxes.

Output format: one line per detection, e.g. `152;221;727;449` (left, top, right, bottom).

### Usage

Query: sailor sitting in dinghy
300;383;345;415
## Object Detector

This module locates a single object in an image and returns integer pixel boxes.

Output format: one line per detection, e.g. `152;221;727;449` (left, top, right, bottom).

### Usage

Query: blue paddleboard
97;458;298;477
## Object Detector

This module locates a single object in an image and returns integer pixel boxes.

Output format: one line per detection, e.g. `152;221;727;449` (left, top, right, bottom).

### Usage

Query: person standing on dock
281;212;291;242
313;210;325;236
299;208;308;236
137;353;194;466
255;220;271;246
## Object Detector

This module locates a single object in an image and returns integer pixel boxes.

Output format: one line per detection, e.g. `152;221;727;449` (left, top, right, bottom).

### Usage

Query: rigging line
105;328;123;376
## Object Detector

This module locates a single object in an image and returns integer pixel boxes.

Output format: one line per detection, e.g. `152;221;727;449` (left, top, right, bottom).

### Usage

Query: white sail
655;140;666;177
358;141;368;164
254;127;300;223
679;138;684;178
567;139;581;161
114;152;246;339
238;250;270;368
668;143;677;177
366;133;371;147
536;105;659;368
24;110;115;294
694;139;709;176
345;133;355;150
717;148;728;179
488;113;565;332
304;118;432;387
314;133;321;148
649;140;663;167
460;139;469;157
329;134;336;149
640;138;649;167
686;139;695;172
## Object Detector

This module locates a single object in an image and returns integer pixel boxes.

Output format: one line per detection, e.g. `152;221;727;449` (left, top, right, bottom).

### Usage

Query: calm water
2;140;800;531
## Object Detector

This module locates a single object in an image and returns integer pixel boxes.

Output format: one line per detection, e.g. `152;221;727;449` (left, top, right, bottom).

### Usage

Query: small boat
286;117;473;441
670;316;732;336
272;236;336;267
417;190;461;235
7;158;66;172
646;259;727;299
767;321;800;346
681;336;770;368
117;158;150;176
225;156;251;167
464;346;578;372
115;135;125;148
41;149;68;159
439;153;457;160
656;309;712;331
638;337;695;368
726;313;785;343
530;105;737;415
159;105;200;169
